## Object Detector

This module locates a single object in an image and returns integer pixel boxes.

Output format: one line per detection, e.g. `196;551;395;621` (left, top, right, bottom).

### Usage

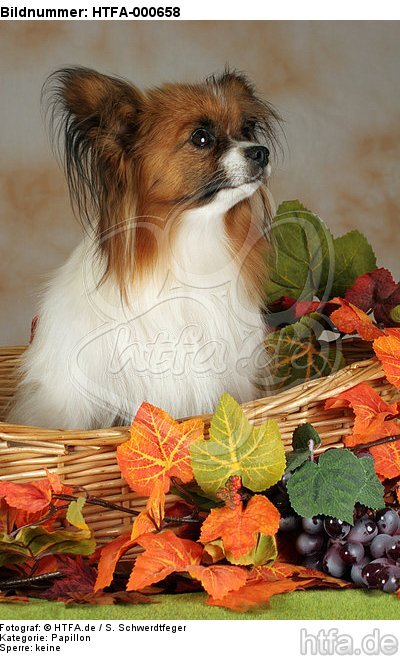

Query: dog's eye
242;122;256;140
191;128;214;148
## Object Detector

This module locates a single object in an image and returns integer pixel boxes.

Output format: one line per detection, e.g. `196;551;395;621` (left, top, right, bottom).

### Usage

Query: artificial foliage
1;200;400;611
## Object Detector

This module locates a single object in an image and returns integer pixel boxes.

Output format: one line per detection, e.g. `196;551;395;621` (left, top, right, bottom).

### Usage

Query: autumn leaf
66;497;89;531
200;495;280;559
330;298;384;341
369;441;400;479
94;532;136;592
127;530;202;591
117;403;204;497
191;393;286;498
0;481;51;514
187;565;247;600
345;268;400;327
208;562;350;611
42;556;97;600
325;383;400;446
207;578;312;611
373;328;400;389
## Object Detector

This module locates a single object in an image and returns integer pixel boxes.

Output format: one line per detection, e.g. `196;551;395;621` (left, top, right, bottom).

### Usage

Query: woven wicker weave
0;342;396;545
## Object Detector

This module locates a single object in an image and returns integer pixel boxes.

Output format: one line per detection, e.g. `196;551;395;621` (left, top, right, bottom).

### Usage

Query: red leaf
200;494;280;559
330;298;384;341
42;556;97;601
117;403;204;496
345;268;400;327
128;530;202;591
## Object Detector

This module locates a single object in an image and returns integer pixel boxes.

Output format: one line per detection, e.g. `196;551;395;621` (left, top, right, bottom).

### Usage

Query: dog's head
45;68;280;296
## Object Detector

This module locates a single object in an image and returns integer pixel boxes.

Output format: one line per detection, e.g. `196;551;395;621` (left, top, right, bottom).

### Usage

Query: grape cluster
217;475;242;509
279;506;400;593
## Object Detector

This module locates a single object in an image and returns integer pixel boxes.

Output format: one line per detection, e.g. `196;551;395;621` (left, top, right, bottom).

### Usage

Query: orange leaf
209;562;350;611
374;328;400;389
127;529;202;591
0;481;51;514
200;494;280;559
370;441;400;479
207;578;312;611
187;565;247;600
117;403;203;496
330;298;384;341
325;383;400;447
94;532;136;592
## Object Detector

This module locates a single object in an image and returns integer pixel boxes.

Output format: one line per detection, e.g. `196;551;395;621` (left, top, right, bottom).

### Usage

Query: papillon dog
7;67;280;429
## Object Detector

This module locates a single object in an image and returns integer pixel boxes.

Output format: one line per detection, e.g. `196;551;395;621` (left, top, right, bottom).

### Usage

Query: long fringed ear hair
43;67;144;300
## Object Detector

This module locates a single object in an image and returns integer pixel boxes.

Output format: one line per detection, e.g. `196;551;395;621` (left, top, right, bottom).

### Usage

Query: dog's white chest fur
10;206;265;429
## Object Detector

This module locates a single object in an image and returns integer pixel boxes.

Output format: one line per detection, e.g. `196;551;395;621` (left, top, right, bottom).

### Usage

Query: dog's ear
44;67;144;299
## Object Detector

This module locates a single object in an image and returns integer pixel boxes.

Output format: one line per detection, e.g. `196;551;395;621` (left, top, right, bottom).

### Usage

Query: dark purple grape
386;538;400;561
382;568;400;593
279;515;300;532
296;532;324;556
355;451;374;460
302;553;324;571
347;517;378;544
362;561;392;589
370;534;396;559
376;509;399;536
339;541;365;565
302;516;323;535
351;556;370;586
322;544;346;578
323;517;351;541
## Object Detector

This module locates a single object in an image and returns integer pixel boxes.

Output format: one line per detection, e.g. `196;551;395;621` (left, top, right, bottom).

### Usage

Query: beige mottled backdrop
1;21;399;345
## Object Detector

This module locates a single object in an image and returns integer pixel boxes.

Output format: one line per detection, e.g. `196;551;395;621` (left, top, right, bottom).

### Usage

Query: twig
0;571;62;590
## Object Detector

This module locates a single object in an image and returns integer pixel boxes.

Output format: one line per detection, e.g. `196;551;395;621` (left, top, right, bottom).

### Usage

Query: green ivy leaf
286;449;366;524
266;200;334;303
285;450;310;473
292;423;321;450
331;231;377;298
356;457;385;509
265;314;345;391
190;393;286;499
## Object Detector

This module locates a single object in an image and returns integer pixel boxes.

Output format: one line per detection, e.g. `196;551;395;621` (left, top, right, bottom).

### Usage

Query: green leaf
356;457;385;509
0;534;31;567
66;497;89;530
190;393;286;499
0;525;96;567
292;423;321;450
15;525;96;558
265;200;335;303
226;534;277;566
286;449;366;524
331;231;376;298
265;314;346;392
285;449;310;473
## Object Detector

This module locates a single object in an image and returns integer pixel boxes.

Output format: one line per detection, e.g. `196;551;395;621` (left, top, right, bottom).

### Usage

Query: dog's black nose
244;145;269;168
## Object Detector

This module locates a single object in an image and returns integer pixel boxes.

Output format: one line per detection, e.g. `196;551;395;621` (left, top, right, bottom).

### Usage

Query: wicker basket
0;342;397;546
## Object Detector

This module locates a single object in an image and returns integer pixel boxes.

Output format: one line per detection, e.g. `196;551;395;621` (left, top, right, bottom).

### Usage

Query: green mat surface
0;590;399;620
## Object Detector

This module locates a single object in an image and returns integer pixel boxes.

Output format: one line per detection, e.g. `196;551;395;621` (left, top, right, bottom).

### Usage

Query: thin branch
0;571;62;590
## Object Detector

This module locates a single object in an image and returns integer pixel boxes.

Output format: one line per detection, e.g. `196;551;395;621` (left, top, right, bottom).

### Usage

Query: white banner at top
0;0;400;21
